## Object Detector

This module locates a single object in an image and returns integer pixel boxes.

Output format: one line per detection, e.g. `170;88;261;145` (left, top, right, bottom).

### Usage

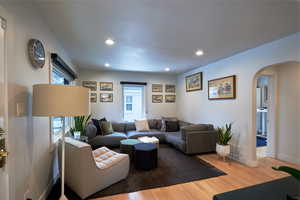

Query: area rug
47;144;226;200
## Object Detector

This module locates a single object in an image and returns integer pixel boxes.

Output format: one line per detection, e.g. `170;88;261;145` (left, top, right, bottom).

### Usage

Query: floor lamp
32;84;89;200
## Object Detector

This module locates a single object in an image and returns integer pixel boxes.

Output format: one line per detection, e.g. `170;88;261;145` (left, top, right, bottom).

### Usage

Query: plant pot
74;131;81;139
216;144;230;157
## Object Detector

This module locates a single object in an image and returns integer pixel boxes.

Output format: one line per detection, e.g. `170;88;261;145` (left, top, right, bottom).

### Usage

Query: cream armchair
58;137;130;199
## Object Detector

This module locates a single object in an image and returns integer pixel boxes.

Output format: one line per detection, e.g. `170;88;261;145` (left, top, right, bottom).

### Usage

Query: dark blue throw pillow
92;118;106;135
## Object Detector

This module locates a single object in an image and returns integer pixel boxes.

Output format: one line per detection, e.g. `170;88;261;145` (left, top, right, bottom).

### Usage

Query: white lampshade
32;84;89;117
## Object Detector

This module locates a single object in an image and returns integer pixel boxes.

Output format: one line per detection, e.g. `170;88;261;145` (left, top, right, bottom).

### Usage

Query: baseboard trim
38;174;59;200
278;153;300;165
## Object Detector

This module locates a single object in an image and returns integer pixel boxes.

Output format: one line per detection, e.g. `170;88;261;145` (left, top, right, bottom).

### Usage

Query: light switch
16;102;26;117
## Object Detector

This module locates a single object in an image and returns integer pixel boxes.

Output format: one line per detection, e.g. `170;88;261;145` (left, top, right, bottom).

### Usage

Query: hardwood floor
91;154;299;200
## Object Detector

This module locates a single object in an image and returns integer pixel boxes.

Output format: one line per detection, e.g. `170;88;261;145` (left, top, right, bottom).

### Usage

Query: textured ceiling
32;0;299;73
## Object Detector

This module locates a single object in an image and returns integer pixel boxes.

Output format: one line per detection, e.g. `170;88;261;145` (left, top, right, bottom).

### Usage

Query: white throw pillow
135;120;150;132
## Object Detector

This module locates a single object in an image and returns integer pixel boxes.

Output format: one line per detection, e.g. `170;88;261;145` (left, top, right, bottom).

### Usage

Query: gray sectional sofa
85;119;217;154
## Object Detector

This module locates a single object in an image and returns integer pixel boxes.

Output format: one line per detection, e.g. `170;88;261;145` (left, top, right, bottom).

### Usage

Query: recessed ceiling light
165;67;170;72
195;50;204;56
105;38;115;46
105;63;110;67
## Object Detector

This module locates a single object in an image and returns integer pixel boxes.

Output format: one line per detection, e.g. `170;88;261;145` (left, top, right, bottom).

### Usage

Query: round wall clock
28;39;46;68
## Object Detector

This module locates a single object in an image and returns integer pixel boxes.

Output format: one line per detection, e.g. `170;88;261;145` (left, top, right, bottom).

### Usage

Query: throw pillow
100;121;113;135
165;120;180;132
161;117;177;132
92;118;106;135
135;120;150;132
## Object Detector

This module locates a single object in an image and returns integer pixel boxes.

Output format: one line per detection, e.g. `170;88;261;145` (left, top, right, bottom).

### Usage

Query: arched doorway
252;61;300;164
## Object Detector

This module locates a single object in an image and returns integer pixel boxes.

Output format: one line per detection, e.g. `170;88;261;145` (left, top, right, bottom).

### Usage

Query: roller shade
51;53;78;81
120;81;147;85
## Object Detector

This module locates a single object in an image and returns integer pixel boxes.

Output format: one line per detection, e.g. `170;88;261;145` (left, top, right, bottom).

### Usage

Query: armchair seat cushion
93;147;128;169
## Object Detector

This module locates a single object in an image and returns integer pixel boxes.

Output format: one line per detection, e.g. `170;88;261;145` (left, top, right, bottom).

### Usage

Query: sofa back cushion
182;124;214;131
112;122;126;133
196;124;214;131
161;117;178;132
148;119;157;129
165;120;180;132
125;122;136;132
147;119;163;130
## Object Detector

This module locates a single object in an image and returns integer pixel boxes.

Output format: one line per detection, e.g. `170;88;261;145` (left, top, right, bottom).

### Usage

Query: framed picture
165;84;176;93
152;84;163;92
208;75;236;100
90;93;97;103
185;72;203;92
100;93;113;102
100;82;113;91
165;95;176;103
152;95;163;103
82;81;97;91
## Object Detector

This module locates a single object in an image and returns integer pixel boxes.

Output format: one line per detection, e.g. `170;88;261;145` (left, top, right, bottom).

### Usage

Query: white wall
275;62;300;164
176;33;300;166
79;69;177;122
0;3;76;200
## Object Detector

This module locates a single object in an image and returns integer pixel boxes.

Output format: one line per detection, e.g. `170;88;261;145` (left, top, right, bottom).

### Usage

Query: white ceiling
33;0;299;73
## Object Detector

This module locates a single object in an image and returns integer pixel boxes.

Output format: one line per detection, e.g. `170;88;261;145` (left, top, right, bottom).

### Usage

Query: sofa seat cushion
105;132;127;138
93;147;128;169
88;132;127;148
165;132;186;152
127;129;165;142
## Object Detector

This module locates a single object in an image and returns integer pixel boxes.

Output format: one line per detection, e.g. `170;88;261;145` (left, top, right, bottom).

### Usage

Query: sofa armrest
182;130;217;154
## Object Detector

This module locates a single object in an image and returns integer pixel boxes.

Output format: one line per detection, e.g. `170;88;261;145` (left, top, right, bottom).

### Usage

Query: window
123;86;145;121
51;66;72;142
125;96;133;111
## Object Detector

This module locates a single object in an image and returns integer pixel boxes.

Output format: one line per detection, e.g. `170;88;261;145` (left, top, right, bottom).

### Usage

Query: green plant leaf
216;123;233;145
272;166;300;181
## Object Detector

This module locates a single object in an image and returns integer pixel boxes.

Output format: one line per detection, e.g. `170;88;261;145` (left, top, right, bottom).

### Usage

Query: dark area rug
47;144;226;200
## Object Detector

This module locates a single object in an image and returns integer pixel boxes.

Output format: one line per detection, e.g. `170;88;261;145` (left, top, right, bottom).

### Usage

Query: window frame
122;84;146;122
49;58;74;147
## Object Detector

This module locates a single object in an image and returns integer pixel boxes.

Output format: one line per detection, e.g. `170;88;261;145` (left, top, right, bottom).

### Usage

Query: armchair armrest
181;124;215;140
181;127;217;154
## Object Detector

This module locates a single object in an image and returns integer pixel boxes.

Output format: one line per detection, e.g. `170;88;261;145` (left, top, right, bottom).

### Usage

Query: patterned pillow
100;121;113;135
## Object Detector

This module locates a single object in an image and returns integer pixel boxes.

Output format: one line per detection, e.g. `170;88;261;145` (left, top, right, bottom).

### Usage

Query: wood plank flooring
92;154;299;200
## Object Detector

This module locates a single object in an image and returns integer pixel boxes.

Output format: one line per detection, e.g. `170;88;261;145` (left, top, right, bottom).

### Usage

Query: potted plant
70;114;91;139
216;123;233;159
272;166;300;200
